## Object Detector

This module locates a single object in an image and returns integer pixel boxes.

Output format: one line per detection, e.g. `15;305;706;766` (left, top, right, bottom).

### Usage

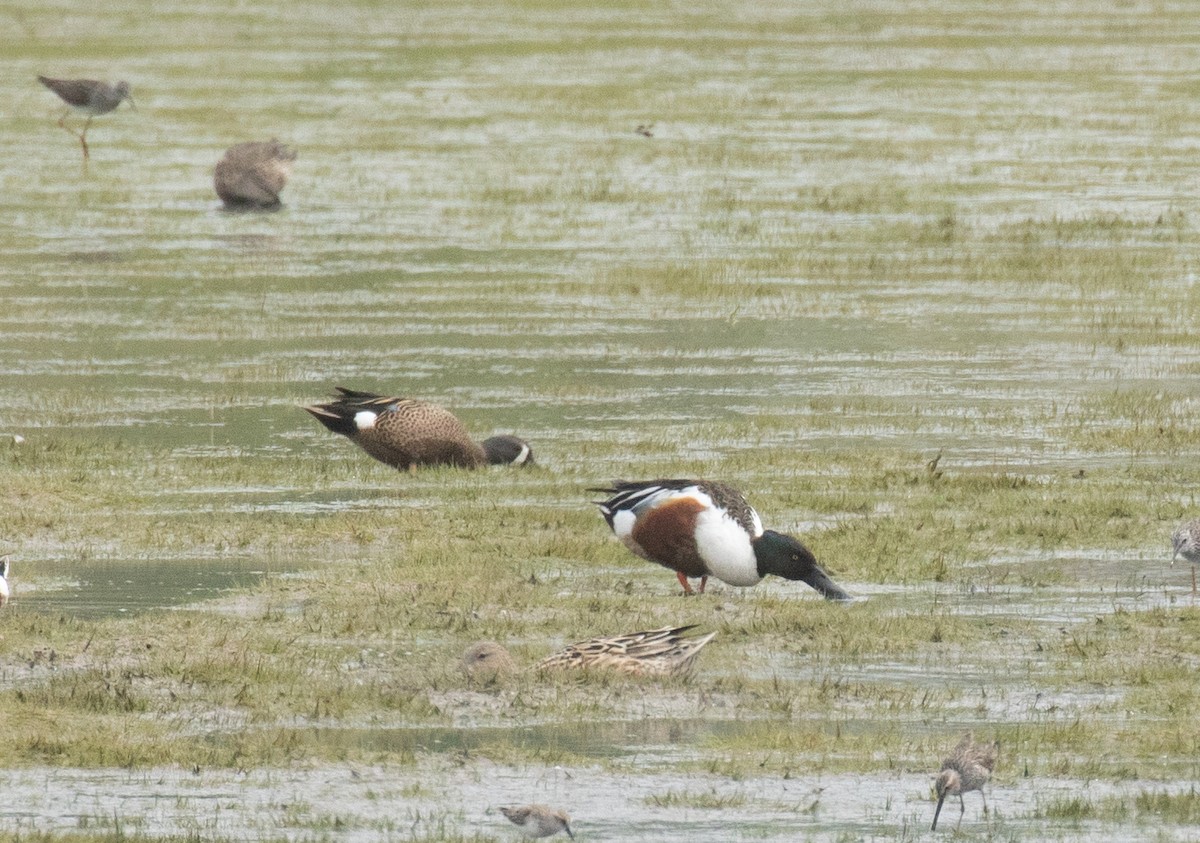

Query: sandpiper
932;732;999;830
214;140;297;209
499;804;574;839
1171;518;1200;597
37;76;134;161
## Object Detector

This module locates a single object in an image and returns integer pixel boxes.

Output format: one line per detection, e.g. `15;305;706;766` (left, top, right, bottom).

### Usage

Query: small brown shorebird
214;140;297;209
37;76;134;160
461;625;716;682
499;804;574;839
1171;518;1200;597
932;732;999;830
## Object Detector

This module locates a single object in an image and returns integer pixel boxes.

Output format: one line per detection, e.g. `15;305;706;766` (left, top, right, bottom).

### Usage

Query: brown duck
304;387;533;471
461;625;716;681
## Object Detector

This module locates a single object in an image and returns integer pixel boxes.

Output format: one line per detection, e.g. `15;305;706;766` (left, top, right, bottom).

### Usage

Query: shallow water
10;556;278;619
5;1;1200;841
3;759;1197;843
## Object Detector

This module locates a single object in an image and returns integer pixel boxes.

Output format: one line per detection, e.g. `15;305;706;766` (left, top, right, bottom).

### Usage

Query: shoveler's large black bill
803;563;853;602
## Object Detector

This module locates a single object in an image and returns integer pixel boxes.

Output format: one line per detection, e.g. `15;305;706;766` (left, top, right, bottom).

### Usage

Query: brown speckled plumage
304;387;533;471
499;804;574;839
461;626;715;681
932;732;998;831
460;640;518;683
214;140;296;209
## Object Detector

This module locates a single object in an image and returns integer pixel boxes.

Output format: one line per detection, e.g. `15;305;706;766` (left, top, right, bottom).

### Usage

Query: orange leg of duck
676;572;708;596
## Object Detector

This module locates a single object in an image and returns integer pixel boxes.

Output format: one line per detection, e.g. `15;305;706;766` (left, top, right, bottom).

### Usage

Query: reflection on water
13;557;276;618
301;717;755;760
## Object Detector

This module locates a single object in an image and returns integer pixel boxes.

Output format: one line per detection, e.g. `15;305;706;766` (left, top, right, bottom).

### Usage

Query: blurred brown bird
214;140;297;209
932;732;999;830
1171;518;1200;597
499;804;574;839
462;625;716;681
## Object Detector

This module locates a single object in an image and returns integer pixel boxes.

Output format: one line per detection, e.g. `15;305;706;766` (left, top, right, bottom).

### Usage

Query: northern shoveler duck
0;557;8;606
593;479;852;599
499;804;574;839
932;732;999;831
303;387;534;471
214;139;296;209
1172;518;1200;596
461;625;716;681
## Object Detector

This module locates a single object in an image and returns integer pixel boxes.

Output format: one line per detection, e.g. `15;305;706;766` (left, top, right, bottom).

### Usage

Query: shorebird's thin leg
981;790;989;815
55;109;91;159
56;109;83;144
956;794;966;829
78;116;92;159
698;575;708;593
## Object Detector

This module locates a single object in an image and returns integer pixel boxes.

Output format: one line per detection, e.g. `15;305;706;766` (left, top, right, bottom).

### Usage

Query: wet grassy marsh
6;0;1200;840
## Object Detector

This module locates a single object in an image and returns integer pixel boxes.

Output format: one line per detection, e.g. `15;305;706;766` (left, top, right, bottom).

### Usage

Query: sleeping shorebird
932;732;999;830
37;76;134;161
214;140;297;209
593;478;852;598
461;625;716;681
499;804;574;839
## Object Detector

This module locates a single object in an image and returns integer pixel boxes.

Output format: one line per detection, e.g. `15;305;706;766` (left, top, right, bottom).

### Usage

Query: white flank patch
514;443;531;464
612;510;650;558
693;507;761;586
353;410;378;430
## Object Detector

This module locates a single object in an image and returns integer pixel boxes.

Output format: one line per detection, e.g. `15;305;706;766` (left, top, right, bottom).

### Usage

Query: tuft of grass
645;788;748;809
1135;788;1200;823
1037;796;1095;820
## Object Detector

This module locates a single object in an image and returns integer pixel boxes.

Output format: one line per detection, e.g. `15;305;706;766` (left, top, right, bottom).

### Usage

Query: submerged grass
0;423;1196;777
6;0;1200;839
